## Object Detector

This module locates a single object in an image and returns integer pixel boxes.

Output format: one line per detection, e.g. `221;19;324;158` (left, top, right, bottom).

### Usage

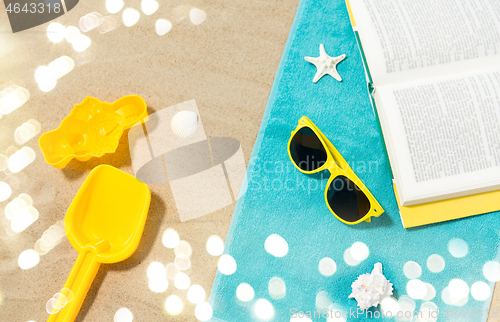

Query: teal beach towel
209;0;500;321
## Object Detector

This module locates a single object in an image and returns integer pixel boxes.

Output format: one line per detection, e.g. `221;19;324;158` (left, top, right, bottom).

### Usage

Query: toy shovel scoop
48;165;151;322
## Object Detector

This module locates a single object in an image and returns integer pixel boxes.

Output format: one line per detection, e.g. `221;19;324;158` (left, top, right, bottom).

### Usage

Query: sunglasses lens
290;127;328;171
327;176;371;223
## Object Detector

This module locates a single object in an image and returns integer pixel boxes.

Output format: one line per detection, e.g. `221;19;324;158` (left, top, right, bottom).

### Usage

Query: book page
349;0;500;86
375;68;500;205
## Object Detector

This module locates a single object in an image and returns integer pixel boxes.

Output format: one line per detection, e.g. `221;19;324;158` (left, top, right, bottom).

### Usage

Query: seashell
171;110;198;138
348;262;393;310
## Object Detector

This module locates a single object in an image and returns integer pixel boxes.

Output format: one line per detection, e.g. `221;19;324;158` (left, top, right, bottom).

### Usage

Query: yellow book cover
394;184;500;228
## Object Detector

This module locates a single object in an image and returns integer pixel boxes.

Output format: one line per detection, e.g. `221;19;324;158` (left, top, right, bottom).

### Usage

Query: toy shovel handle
47;250;101;322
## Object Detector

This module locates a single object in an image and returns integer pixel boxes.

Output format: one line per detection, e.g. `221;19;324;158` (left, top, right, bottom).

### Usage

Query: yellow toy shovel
47;165;151;322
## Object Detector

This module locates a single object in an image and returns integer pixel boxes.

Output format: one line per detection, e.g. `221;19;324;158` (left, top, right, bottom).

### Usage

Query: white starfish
304;44;346;83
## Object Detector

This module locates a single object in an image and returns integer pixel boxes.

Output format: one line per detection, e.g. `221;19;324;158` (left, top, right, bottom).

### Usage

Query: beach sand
0;1;297;321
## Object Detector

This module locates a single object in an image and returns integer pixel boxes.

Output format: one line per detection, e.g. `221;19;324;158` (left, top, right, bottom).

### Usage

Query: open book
348;0;500;207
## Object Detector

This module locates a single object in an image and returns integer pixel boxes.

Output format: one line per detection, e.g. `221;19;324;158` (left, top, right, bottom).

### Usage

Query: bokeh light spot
254;299;274;320
318;257;337;276
165;295;183;315
343;248;360;266
264;234;288;257
162;228;180;248
15;119;42;145
483;261;500;282
441;286;468;306
72;34;91;52
18;249;40;269
155;19;172;36
35;66;57;92
380;297;399;317
174;253;191;271
61;288;74;303
8;147;35;173
46;298;61;314
11;205;39;233
189;8;206;25
315;291;332;310
114;307;133;322
449;279;469;299
218;254;237;275
83;12;103;32
206;235;224;256
195;301;213;321
148;277;168;293
35;220;66;255
403;261;422;279
52;293;68;310
47;56;74;80
422;283;436;301
419;302;438;322
106;0;124;14
236;283;254;302
6;194;32;220
0;154;8;171
448;238;469;258
426;254;445;273
0;85;30;114
99;16;119;34
350;242;369;261
38;78;57;92
174;240;192;257
147;262;166;280
165;263;179;280
268;277;286;300
65;26;80;43
406;279;427;299
122;8;140;27
174;272;190;290
0;182;12;202
141;0;159;15
471;281;491;301
47;23;66;43
187;284;206;304
172;5;189;21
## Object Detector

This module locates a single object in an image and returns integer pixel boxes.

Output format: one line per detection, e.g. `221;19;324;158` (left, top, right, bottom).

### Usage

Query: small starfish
305;44;346;83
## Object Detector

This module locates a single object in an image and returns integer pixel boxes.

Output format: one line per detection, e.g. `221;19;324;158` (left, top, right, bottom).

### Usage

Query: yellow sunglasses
287;116;384;225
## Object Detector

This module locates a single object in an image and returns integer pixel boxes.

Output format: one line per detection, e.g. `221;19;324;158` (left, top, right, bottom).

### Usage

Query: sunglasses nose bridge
326;160;339;172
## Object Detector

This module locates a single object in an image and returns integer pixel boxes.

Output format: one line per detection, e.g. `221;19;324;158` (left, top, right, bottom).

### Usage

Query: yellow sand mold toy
39;95;148;168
